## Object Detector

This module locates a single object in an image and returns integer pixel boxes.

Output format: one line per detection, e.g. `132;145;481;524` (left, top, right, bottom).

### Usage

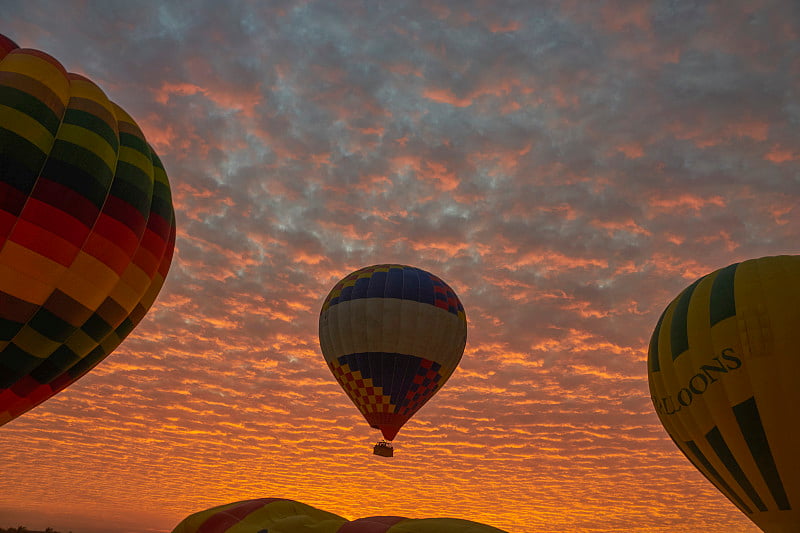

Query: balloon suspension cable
373;439;394;457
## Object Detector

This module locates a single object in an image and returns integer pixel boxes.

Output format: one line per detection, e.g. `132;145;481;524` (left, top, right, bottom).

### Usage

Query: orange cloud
422;87;473;107
765;145;797;163
154;81;262;117
647;193;726;213
590;218;651;236
488;20;522;33
615;142;645;159
667;116;770;147
509;251;609;272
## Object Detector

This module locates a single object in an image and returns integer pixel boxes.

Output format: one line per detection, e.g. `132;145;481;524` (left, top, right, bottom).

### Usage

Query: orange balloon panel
648;255;800;532
319;265;467;441
0;34;176;425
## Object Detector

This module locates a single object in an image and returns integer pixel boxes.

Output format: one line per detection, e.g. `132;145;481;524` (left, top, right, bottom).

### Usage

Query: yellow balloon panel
321;298;465;375
648;255;800;532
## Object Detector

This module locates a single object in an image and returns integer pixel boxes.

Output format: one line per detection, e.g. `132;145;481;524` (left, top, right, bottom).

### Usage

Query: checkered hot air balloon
648;255;800;532
319;264;467;454
0;34;176;425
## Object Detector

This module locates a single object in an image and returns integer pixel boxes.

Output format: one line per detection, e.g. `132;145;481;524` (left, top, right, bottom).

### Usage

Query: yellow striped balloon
0;34;176;425
171;498;345;533
171;498;507;532
319;264;467;441
648;255;800;532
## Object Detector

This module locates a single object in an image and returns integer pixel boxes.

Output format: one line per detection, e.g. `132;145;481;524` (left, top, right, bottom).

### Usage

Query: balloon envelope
0;34;176;425
171;498;346;533
648;255;800;532
171;498;507;533
319;264;467;441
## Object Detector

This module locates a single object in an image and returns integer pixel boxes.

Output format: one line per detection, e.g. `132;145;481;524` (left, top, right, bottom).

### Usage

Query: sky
1;1;799;532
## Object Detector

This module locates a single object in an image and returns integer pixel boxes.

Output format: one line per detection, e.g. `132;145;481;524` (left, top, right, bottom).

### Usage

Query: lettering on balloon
652;348;742;416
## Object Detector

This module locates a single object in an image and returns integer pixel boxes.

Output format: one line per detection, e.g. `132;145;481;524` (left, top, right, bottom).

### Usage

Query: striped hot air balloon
170;498;507;533
0;34;176;425
171;498;345;533
319;264;467;449
648;255;800;532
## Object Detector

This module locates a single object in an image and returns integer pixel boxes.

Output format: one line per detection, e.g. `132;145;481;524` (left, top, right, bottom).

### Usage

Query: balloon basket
373;441;394;457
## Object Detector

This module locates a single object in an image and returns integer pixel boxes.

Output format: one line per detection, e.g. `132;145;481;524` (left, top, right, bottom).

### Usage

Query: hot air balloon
648;255;800;532
0;34;176;425
171;498;508;533
171;498;346;533
319;264;467;456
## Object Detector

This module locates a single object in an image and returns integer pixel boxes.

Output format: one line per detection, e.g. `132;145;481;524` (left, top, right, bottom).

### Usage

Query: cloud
2;1;795;532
